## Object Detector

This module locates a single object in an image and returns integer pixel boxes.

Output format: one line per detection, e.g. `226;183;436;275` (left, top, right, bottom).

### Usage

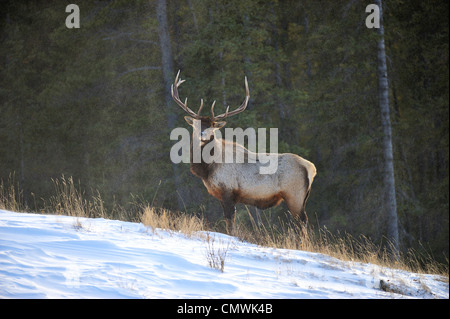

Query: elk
171;71;316;235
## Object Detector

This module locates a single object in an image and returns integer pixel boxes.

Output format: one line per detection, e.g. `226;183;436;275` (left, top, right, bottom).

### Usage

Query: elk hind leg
284;189;310;236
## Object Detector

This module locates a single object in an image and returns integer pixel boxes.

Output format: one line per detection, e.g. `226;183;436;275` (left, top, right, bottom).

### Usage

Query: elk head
171;70;250;145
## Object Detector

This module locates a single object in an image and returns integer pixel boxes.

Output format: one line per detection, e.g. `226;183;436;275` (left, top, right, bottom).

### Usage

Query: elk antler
171;70;204;119
171;70;250;120
212;76;250;120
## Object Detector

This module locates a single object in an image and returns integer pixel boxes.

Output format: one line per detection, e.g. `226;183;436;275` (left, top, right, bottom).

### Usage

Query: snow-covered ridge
0;210;448;299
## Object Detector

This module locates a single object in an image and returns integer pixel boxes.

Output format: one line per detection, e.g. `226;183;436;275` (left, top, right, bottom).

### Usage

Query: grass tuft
204;233;231;272
0;173;25;212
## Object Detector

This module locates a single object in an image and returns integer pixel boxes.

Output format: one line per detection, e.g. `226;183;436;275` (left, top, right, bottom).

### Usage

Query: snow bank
0;210;448;299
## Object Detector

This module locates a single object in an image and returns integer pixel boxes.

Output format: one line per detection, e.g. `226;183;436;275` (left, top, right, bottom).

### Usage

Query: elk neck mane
189;135;220;181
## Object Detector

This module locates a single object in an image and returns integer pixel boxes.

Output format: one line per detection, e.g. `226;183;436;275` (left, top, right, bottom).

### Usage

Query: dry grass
234;215;448;277
0;173;25;212
140;205;205;237
204;232;231;272
48;175;107;219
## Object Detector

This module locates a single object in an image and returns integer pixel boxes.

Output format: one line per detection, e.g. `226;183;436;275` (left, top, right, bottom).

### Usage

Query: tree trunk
18;118;27;207
155;0;184;211
375;0;399;256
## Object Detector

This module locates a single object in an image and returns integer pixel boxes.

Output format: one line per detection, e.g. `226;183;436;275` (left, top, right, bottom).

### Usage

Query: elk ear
214;121;226;129
184;116;195;126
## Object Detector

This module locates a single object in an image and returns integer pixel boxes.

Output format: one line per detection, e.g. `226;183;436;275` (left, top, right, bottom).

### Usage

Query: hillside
1;1;448;263
0;210;448;299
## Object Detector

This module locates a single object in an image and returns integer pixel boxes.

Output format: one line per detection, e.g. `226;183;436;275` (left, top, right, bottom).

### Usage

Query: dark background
0;0;448;262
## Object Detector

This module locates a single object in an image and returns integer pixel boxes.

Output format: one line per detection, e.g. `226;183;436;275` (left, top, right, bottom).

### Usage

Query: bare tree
155;0;184;210
375;0;399;256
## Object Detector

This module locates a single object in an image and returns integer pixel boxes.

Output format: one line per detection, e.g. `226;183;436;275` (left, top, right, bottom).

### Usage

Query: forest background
0;0;448;263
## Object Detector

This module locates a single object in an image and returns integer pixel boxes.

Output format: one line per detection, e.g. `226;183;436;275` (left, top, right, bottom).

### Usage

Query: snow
0;210;448;299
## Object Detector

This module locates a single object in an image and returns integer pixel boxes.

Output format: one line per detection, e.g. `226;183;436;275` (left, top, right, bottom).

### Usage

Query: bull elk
171;71;316;234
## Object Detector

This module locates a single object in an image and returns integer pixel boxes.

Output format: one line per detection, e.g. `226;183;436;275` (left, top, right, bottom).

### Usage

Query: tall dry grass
43;175;135;221
48;175;107;218
1;174;127;220
0;173;25;212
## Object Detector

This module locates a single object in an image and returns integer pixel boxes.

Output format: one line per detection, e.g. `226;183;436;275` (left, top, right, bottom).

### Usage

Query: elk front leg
220;196;236;235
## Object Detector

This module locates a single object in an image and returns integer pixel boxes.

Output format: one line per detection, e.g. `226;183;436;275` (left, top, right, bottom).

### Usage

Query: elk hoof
225;219;235;236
